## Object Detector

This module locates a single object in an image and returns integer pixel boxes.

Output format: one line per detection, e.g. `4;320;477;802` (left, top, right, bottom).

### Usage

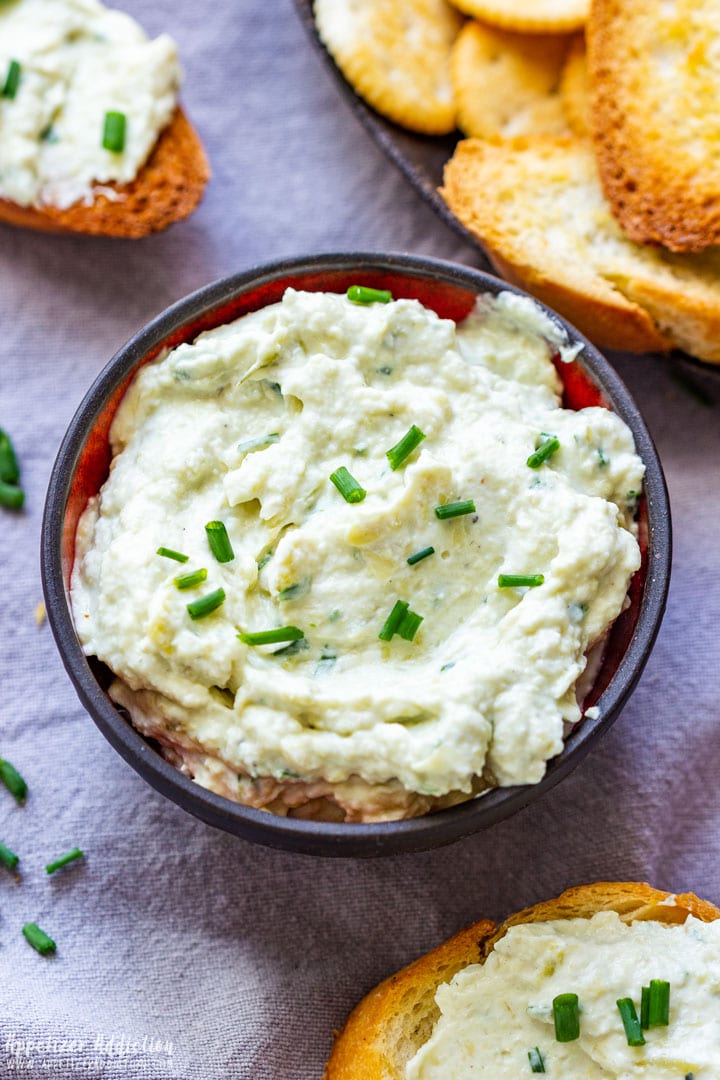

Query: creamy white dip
71;288;643;821
0;0;180;209
406;911;720;1077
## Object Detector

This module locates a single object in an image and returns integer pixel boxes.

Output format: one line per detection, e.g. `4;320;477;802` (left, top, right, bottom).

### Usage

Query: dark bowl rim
41;251;672;858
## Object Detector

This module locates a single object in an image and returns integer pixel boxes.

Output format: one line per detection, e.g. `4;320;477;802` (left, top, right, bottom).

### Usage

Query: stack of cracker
315;0;720;363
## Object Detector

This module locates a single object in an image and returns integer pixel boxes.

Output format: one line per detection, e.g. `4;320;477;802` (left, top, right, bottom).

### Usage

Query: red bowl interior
63;266;647;721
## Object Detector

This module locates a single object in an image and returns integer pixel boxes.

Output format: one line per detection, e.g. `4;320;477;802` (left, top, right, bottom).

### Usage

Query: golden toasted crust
315;0;463;136
451;21;571;138
325;883;720;1080
589;0;720;252
0;107;209;238
446;0;589;34
441;134;720;362
559;35;590;136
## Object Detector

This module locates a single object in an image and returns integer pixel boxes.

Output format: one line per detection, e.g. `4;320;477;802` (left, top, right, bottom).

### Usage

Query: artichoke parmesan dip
0;0;180;209
406;911;720;1078
71;287;644;822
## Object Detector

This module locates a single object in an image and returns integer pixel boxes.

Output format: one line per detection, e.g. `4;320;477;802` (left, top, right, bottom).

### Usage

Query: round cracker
451;20;571;137
447;0;589;34
315;0;463;135
559;35;590;136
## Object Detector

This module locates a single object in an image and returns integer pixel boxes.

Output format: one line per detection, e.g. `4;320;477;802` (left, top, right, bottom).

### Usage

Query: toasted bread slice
0;108;209;238
559;35;590;136
315;0;463;136
441;135;720;362
325;882;720;1080
451;21;571;138
446;0;588;34
589;0;720;252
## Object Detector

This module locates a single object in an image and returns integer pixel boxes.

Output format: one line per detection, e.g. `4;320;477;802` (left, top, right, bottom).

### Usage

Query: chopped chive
2;59;21;99
640;985;650;1030
174;567;208;590
397;608;423;642
0;759;27;802
498;573;544;588
186;588;225;620
0;842;19;870
272;638;310;658
379;600;409;642
597;448;609;468
22;922;56;956
330;466;366;504
205;520;235;563
257;550;273;571
278;578;311;602
237;432;279;453
157;546;189;563
102;110;126;152
0;429;20;484
617;998;645;1047
386;425;426;470
407;546;435;566
646;980;670;1027
553;994;580;1042
686;1074;695;1080
434;499;475;520
0;480;24;510
527;435;560;469
347;285;392;305
45;847;84;875
528;1047;546;1073
238;626;304;646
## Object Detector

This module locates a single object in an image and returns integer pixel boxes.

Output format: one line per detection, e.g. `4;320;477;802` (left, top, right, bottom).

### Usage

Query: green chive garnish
330;466;366;504
640;985;650;1030
0;759;27;803
22;922;56;956
397;608;423;642
0;429;20;484
186;588;225;620
528;1047;546;1073
205;520;235;563
45;847;84;875
237;433;279;453
407;546;435;566
527;435;560;469
347;285;392;305
617;998;645;1047
434;499;476;520
0;842;19;870
498;574;544;588
379;600;409;642
2;59;21;99
174;568;208;590
553;994;580;1043
157;546;189;563
238;626;304;646
0;480;24;510
386;425;426;470
102;110;126;152
686;1074;695;1079
645;980;670;1027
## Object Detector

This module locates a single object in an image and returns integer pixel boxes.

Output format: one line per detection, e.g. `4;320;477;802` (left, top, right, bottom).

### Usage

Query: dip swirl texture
71;288;644;822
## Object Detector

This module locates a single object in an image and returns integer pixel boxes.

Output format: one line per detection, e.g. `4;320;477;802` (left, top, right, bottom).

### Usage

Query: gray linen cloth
1;2;719;1077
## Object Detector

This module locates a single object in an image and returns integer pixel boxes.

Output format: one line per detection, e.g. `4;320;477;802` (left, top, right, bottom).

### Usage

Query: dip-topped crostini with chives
70;285;644;823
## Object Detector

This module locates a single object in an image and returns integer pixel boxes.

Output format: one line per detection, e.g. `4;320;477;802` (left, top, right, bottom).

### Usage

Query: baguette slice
325;882;720;1080
589;0;720;252
0;107;209;238
441;134;720;362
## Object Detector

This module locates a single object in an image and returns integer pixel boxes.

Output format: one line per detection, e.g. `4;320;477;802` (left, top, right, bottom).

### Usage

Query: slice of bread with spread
442;134;720;362
0;107;209;238
325;882;720;1079
589;0;720;252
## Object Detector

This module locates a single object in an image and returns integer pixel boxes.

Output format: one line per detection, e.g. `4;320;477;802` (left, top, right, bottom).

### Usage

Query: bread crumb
35;601;46;627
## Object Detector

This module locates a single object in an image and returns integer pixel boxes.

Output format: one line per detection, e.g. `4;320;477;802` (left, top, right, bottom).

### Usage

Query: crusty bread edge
0;106;209;238
325;882;720;1080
